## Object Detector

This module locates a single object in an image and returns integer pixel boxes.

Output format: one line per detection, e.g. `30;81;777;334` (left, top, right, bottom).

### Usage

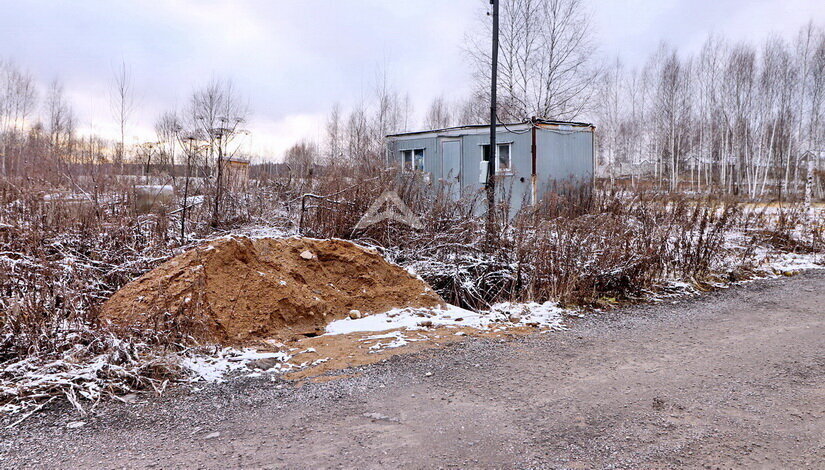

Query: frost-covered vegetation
2;168;823;416
298;174;825;308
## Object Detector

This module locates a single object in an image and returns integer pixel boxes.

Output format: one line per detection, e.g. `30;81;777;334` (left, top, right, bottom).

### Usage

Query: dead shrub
0;181;175;359
1;164;822;412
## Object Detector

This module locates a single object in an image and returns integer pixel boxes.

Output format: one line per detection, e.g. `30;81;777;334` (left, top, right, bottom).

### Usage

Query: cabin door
440;139;461;201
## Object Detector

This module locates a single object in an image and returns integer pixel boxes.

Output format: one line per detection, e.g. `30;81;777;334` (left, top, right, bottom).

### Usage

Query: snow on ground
761;251;824;274
487;301;569;329
325;305;481;335
181;348;295;383
176;220;821;385
183;194;206;206
178;301;571;382
240;225;293;239
180;345;347;383
722;225;824;275
8;214;823;408
325;302;568;336
362;331;425;352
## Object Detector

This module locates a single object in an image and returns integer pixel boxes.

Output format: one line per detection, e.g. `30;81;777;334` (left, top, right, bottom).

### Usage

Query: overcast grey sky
1;0;823;159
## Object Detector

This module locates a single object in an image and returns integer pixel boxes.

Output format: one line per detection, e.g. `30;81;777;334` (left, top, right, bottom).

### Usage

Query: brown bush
2;167;823;361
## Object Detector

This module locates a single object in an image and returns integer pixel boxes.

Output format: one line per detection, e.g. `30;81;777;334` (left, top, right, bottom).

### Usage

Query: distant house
222;156;250;189
597;159;656;179
386;118;595;213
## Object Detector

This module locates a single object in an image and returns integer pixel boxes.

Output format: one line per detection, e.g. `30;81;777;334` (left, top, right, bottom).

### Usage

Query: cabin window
497;144;511;172
401;149;425;172
481;143;512;174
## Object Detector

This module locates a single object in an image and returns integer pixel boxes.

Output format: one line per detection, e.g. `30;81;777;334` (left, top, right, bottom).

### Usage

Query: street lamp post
181;135;198;241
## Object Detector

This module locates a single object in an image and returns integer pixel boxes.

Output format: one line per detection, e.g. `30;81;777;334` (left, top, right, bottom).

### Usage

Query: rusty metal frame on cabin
531;120;537;205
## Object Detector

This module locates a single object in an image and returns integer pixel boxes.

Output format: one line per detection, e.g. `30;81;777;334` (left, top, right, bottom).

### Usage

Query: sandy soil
102;236;442;343
2;271;823;469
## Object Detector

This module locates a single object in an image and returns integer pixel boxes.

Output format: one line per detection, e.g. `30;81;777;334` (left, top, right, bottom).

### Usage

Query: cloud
1;0;823;161
592;0;825;67
246;113;327;160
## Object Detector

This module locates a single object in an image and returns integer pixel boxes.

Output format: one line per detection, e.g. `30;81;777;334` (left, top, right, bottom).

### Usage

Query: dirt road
2;272;823;469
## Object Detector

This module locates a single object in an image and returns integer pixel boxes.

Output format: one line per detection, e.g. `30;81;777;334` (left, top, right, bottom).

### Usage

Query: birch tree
110;61;134;167
468;0;599;121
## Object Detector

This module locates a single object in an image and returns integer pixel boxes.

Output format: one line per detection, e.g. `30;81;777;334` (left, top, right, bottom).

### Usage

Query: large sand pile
101;236;444;344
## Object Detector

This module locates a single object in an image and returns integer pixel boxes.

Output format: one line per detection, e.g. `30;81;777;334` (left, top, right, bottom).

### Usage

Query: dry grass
286;170;825;310
0;167;823;413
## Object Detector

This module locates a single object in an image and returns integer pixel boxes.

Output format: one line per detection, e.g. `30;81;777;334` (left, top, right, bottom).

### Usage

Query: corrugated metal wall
387;124;593;214
534;126;594;200
458;130;533;213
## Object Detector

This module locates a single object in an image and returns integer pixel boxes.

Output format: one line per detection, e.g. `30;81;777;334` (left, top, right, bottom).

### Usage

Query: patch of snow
764;252;824;274
240;225;293;239
135;184;174;193
184;195;206;206
362;331;407;340
721;225;824;277
487;301;568;330
362;331;424;351
325;304;478;335
180;348;292;383
325;302;569;336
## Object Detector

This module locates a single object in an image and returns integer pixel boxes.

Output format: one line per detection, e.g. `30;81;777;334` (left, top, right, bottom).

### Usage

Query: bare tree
345;103;371;168
155;111;181;178
590;23;824;200
44;79;76;164
110;61;134;168
284;139;318;179
325;103;343;165
186;78;248;226
595;57;623;187
455;91;488;125
424;96;453;129
0;60;37;176
317;68;415;171
468;0;599;121
176;133;203;242
136;141;159;183
371;67;404;157
797;23;825;187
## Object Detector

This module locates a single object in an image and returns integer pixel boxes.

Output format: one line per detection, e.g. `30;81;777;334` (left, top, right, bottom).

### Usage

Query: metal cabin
386;118;595;214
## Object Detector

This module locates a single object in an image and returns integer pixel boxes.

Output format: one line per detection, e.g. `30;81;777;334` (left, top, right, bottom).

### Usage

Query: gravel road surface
1;271;823;469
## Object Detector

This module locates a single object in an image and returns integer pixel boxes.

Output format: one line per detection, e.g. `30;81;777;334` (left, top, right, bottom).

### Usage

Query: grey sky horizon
1;0;823;161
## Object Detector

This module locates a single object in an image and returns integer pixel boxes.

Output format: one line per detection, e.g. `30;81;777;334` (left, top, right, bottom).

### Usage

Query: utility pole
212;127;225;227
181;135;197;242
804;150;815;217
485;0;500;246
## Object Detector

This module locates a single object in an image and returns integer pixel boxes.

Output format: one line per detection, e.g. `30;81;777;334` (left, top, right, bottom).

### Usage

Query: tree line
2;0;824;201
595;23;825;198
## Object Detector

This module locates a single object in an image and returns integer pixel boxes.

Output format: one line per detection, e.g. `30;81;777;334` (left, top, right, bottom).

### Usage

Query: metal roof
386;118;594;138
